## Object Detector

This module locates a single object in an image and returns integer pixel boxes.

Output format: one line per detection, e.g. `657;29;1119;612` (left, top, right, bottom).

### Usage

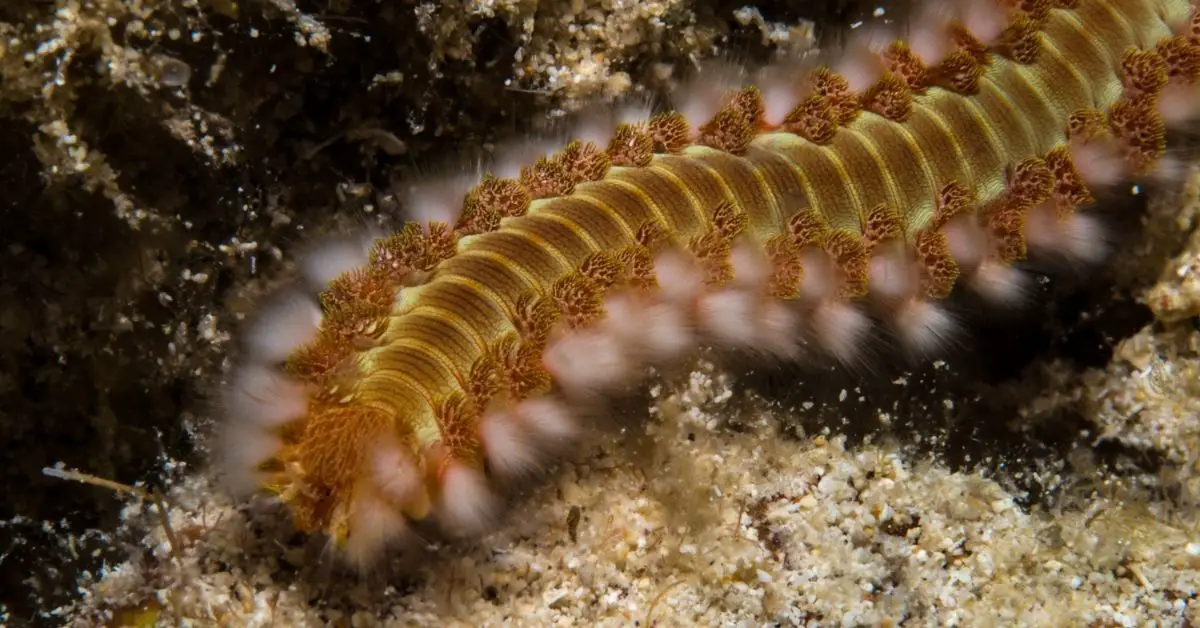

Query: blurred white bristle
220;423;283;495
635;300;695;361
729;240;769;290
575;108;619;146
245;292;322;363
517;397;579;448
224;364;309;427
437;464;497;535
480;410;543;477
868;244;919;303
403;173;477;226
697;289;761;349
1068;139;1127;187
757;301;803;360
836;28;891;92
615;101;655;126
906;5;956;66
941;215;988;272
1159;83;1200;126
302;237;374;289
796;249;837;302
1025;204;1108;265
893;300;957;355
606;292;693;362
960;0;1007;45
493;138;566;179
543;328;632;395
368;440;423;505
653;250;704;304
812;301;870;363
970;262;1028;306
675;63;743;129
344;489;408;569
757;63;806;127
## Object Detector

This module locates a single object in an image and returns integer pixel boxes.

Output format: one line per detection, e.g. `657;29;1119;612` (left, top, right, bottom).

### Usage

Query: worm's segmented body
220;0;1200;564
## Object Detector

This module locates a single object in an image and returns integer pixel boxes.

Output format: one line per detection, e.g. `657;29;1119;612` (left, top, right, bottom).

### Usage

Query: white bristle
223;364;309;427
892;300;957;355
573;105;618;146
219;423;282;495
811;301;871;364
494;138;565;179
601;292;641;338
1159;83;1200;126
941;215;988;272
697;288;761;348
868;244;919;303
437;463;497;536
245;292;322;364
675;62;742;129
835;30;891;93
757;301;803;360
636;300;695;361
969;262;1028;306
907;7;956;67
959;0;1007;45
757;63;805;127
516;397;579;448
543;328;633;395
1024;204;1108;265
1144;154;1189;186
653;250;704;304
605;292;694;362
344;489;408;569
796;248;838;302
615;101;654;126
403;173;477;226
302;237;374;289
480;410;543;477
1068;138;1127;187
729;240;769;290
368;440;423;506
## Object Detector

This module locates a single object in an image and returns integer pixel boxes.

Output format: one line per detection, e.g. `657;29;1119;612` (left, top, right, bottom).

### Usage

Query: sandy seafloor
1;0;1199;626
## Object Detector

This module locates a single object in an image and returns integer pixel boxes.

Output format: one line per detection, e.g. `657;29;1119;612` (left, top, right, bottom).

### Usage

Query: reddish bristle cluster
218;0;1200;567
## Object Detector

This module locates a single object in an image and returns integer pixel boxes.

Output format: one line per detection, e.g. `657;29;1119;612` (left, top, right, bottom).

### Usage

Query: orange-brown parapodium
220;0;1200;564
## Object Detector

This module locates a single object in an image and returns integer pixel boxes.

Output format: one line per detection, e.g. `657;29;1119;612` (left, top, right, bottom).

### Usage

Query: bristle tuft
697;289;761;349
893;300;957;356
245;293;323;364
517;397;580;450
969;262;1029;306
223;364;309;427
811;301;870;364
218;422;283;496
403;173;477;227
543;328;633;396
301;236;374;290
343;489;409;570
437;463;497;536
480;409;544;478
368;440;424;509
1025;204;1109;265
